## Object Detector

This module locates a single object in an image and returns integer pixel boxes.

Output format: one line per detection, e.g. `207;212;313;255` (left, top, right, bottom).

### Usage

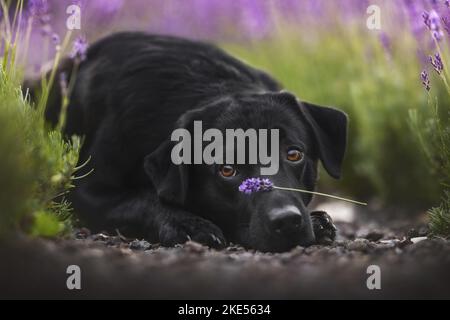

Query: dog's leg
310;210;337;245
78;189;227;249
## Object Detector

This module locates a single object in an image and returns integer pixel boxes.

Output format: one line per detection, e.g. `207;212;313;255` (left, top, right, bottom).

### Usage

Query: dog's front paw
311;210;337;245
158;215;226;249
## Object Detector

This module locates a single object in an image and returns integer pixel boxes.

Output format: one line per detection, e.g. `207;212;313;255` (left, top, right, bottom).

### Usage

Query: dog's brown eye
219;165;236;177
287;148;304;162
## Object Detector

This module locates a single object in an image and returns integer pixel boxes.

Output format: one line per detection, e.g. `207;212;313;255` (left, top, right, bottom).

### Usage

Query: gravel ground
1;220;450;299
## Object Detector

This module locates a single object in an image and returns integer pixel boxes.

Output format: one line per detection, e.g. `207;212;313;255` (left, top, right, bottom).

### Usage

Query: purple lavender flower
430;53;444;74
28;0;49;17
445;0;450;8
421;70;431;91
405;0;426;39
27;0;55;38
91;0;124;15
379;32;391;55
443;17;450;35
239;178;274;194
70;36;88;61
51;33;60;46
423;11;431;29
423;10;444;41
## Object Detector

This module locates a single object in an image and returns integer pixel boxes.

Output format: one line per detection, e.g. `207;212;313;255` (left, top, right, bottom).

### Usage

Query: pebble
183;240;207;253
410;236;428;244
75;228;91;239
407;227;429;238
346;238;375;252
91;233;109;242
363;230;385;242
129;240;151;251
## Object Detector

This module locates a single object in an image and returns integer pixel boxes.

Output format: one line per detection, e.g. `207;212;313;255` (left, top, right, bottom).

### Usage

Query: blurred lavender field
2;0;450;224
22;0;420;73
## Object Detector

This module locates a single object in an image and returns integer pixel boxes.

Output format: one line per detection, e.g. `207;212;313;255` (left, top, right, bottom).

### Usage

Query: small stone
226;244;246;252
410;236;428;244
129;240;151;251
346;238;374;252
407;227;429;239
304;245;323;255
75;228;91;239
183;240;207;253
91;233;109;242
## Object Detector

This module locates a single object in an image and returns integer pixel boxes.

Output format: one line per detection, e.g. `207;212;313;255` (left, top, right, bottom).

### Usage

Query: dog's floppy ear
143;108;203;205
299;101;348;179
144;140;189;206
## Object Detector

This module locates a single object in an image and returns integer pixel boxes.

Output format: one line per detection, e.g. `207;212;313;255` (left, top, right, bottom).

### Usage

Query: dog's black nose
269;206;303;235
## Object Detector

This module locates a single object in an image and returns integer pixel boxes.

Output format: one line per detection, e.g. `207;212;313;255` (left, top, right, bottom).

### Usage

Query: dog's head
144;92;347;252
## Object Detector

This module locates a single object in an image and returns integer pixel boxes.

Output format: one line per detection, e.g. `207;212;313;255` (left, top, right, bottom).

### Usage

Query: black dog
35;32;347;252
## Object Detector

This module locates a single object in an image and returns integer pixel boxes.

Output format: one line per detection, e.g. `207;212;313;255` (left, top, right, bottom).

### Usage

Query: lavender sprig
423;10;444;41
28;0;52;36
421;70;431;91
239;178;273;194
70;36;88;61
430;53;444;75
239;178;367;206
443;17;450;35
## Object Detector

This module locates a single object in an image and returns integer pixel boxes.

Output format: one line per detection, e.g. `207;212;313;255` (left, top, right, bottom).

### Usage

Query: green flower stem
273;186;367;206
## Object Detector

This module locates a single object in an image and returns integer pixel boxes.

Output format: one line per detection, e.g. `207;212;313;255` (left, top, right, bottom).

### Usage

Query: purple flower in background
423;11;431;29
443;17;450;35
28;0;54;37
430;53;444;74
88;0;124;23
70;36;88;61
28;0;49;17
239;178;274;194
445;0;450;8
379;32;391;55
239;0;271;39
423;10;444;41
421;70;431;91
92;0;124;15
405;0;426;39
51;33;60;45
59;72;68;97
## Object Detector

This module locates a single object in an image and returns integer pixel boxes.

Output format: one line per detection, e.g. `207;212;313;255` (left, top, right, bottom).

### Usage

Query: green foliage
0;66;80;238
0;1;80;238
408;47;450;236
429;192;450;238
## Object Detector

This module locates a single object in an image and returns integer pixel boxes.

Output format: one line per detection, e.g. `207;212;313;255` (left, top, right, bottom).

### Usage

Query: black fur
30;32;348;252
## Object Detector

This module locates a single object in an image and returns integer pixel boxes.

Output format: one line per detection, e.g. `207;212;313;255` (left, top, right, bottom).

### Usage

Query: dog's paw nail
210;233;222;244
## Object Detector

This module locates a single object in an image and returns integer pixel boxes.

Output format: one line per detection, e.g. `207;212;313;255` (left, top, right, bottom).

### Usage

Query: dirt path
1;221;449;299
